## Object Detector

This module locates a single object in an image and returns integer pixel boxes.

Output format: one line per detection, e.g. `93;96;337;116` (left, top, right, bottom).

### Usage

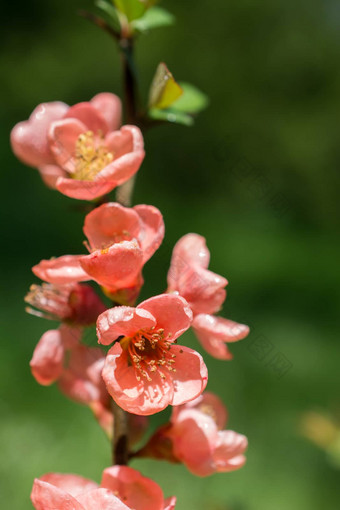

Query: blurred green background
1;0;340;508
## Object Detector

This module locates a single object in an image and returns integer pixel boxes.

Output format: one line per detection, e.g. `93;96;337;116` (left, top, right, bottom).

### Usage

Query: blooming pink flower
31;466;176;510
11;93;145;200
97;293;208;415
143;391;247;477
25;281;106;325
167;233;249;359
32;203;164;305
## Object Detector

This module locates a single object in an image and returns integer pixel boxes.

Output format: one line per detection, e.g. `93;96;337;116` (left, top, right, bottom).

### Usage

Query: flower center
72;130;114;181
25;283;72;320
121;328;176;382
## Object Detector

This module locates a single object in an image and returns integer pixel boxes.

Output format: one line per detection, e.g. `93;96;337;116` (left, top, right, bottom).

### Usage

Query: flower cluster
13;80;249;506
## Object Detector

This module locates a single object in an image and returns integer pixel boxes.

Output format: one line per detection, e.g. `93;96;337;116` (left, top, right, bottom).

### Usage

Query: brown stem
116;38;139;207
111;399;129;465
78;10;120;41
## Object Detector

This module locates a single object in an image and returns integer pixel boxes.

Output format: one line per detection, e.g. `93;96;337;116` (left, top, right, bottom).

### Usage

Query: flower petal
38;473;98;497
169;409;217;476
91;92;122;131
171;391;227;430
105;125;144;159
11;101;68;167
167;233;210;291
101;466;164;510
64;102;109;134
138;294;193;342
83;202;141;251
177;266;227;315
31;479;85;510
32;255;90;285
134;205;165;263
212;430;248;472
48;118;87;171
97;307;156;346
56;177;116;200
58;345;106;404
77;488;130;510
80;240;144;289
163;496;177;510
38;164;66;189
192;314;249;360
30;329;65;385
169;345;208;406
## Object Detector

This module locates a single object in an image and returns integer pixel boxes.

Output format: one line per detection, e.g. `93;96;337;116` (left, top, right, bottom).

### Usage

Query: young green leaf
148;107;194;126
172;82;209;113
95;0;121;32
132;6;175;32
148;63;183;109
113;0;147;22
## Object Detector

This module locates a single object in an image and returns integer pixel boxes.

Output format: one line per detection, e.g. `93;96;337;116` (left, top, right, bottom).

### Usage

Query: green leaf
148;107;194;126
95;0;121;32
148;63;183;109
132;6;175;32
172;82;209;113
113;0;147;21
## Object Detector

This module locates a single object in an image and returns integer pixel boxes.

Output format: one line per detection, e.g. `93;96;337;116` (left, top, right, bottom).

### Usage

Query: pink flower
30;325;110;432
144;392;247;477
167;233;249;359
32;203;164;305
31;466;176;510
97;293;208;415
11;93;145;200
25;282;106;325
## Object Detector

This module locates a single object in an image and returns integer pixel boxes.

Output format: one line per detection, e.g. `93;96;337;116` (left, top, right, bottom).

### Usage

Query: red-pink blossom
145;391;247;477
31;466;176;510
167;233;249;359
25;281;106;325
11;93;145;200
97;293;208;415
32;203;164;305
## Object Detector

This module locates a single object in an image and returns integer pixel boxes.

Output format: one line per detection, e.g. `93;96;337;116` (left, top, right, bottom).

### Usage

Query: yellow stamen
73;130;114;181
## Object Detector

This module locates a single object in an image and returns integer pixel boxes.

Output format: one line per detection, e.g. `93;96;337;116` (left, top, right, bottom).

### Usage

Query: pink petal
192;314;250;360
31;479;85;510
91;92;122;131
11;101;68;167
101;466;164;510
39;473;98;497
80;240;144;289
213;430;248;472
102;344;173;416
163;496;177;510
38;164;66;189
83;202;141;251
58;345;106;404
59;324;82;350
134;205;165;263
97;306;156;346
138;294;193;342
96;150;145;187
169;409;218;476
167;233;210;291
30;329;65;385
56;176;116;200
171;391;227;430
169;345;208;406
48;118;87;171
105;125;144;159
64;102;109;134
77;488;130;510
177;266;227;315
32;255;90;285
